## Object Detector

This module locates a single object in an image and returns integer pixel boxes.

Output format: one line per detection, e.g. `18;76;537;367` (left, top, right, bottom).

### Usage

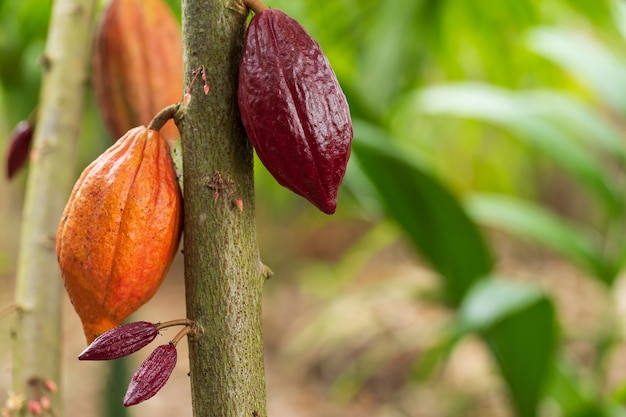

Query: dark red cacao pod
5;120;34;179
238;9;353;214
78;321;158;361
124;344;177;406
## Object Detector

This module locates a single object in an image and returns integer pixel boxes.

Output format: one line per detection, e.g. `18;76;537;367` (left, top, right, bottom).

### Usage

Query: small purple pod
78;321;157;361
123;344;177;406
6;120;34;180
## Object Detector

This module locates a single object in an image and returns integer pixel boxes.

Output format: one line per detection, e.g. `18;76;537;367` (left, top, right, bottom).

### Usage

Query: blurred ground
1;207;621;417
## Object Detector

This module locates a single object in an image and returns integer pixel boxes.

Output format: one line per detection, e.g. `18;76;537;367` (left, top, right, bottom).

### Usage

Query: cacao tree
11;0;352;414
9;0;621;416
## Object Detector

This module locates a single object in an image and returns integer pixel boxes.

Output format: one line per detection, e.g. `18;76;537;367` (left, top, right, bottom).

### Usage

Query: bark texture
179;0;268;416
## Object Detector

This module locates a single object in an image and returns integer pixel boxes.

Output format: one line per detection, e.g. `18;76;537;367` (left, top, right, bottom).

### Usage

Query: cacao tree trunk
12;0;96;415
178;0;269;416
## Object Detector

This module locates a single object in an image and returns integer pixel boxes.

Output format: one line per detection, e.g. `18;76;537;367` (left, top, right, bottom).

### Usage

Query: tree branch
12;0;97;414
179;0;268;416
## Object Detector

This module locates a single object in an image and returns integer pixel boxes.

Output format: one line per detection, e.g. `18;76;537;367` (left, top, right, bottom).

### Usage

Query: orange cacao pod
56;126;183;343
93;0;183;141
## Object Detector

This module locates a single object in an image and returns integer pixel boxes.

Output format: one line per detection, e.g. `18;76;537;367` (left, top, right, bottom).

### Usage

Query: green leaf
457;279;545;332
527;27;626;114
409;83;623;213
549;359;625;417
466;193;613;284
459;279;558;417
487;299;557;417
353;0;430;116
352;120;493;306
563;0;614;29
521;90;626;163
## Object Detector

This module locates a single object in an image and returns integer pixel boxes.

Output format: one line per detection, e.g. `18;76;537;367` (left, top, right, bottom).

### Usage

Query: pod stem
156;318;194;331
170;326;194;347
148;103;182;132
243;0;268;14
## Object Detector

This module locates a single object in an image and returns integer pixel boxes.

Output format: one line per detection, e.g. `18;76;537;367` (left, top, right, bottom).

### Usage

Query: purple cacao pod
6;120;34;180
124;343;177;406
78;321;158;360
238;9;353;214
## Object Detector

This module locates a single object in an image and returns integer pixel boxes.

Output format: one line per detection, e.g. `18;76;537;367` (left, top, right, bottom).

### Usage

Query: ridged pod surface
238;9;353;214
124;344;177;406
93;0;183;141
56;126;183;343
78;321;158;360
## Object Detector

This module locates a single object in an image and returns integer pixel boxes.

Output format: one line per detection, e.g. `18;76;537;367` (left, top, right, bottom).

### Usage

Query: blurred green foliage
4;0;626;416
0;0;50;123
267;0;626;416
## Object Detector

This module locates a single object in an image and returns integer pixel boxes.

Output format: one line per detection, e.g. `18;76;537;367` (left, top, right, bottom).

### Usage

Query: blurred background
4;0;626;416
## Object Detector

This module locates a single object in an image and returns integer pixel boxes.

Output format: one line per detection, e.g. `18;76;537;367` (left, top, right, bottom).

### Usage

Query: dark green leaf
486;299;557;417
353;120;493;305
549;360;620;417
459;279;558;417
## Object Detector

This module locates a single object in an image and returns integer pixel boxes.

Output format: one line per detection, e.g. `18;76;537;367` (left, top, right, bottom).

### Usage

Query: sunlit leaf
408;83;624;213
466;193;614;284
353;120;493;305
564;0;614;29
527;27;626;114
521;90;626;163
457;279;545;332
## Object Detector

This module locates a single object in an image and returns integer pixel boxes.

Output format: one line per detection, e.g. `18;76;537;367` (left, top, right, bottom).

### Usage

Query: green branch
179;0;268;416
12;0;97;415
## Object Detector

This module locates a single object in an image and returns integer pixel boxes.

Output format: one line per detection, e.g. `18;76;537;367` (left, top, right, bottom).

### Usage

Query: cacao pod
78;321;158;360
93;0;183;141
56;126;183;343
124;344;177;406
5;120;34;179
238;9;353;214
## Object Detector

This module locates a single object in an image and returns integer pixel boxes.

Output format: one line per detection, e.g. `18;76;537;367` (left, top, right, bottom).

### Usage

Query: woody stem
156;319;194;331
243;0;268;14
170;326;193;347
148;103;181;131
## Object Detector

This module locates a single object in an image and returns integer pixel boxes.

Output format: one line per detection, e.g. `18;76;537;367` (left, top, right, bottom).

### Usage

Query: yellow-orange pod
57;126;183;343
93;0;183;141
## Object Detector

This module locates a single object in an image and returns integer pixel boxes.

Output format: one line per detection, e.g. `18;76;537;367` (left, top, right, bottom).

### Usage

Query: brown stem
243;0;269;13
170;326;193;347
148;103;181;132
26;106;39;125
155;318;194;331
